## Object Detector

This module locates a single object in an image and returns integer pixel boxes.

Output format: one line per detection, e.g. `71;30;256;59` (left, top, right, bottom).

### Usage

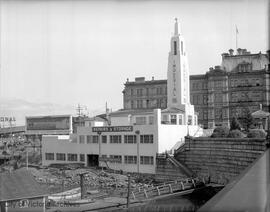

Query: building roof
161;107;184;113
107;108;155;117
124;79;167;86
0;169;49;202
251;110;270;119
0;126;25;135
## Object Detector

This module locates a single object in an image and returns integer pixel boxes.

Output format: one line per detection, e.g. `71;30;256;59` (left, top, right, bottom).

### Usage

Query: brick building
123;77;167;110
122;48;269;129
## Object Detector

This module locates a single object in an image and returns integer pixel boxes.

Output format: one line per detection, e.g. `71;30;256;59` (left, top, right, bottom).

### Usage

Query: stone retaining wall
175;137;267;184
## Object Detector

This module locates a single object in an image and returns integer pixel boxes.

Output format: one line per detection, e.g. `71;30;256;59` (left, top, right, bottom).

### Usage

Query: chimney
215;65;222;70
135;77;145;82
152;76;154;81
228;49;234;56
242;49;247;54
221;53;229;58
237;48;242;55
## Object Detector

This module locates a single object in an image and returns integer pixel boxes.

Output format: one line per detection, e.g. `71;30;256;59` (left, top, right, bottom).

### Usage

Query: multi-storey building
123;77;167;110
123;48;269;129
191;48;269;128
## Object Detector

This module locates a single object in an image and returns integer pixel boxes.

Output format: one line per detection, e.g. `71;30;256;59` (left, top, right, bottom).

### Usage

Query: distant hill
0;98;75;126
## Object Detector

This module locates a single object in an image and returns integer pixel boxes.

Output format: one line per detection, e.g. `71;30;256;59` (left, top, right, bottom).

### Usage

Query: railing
130;177;204;200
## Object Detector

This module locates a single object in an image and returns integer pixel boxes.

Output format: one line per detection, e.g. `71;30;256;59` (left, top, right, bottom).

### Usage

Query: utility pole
78;172;87;199
135;130;140;174
126;174;131;208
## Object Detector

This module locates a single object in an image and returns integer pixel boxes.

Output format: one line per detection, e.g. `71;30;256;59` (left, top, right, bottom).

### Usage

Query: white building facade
42;109;201;174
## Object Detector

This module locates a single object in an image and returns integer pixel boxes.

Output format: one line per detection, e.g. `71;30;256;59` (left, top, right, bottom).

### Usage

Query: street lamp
135;130;140;173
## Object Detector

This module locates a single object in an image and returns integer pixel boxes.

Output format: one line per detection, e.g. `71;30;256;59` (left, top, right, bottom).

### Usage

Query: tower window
174;41;177;55
181;41;183;55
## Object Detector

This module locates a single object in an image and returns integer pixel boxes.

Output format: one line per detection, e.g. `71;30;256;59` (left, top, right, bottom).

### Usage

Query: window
87;135;91;144
203;110;208;120
203;82;207;89
45;153;54;160
140;135;154;144
124;135;137;144
170;115;177;124
137;100;143;108
124;155;137;164
194;116;198;125
67;154;77;161
215;109;222;119
131;100;134;109
87;135;98;143
135;116;146;125
181;41;183;55
146;100;150;108
79;135;85;144
110;135;121;143
149;116;154;125
256;79;261;86
188;115;193;125
157;99;162;108
56;153;66;161
178;114;183;125
130;89;134;96
110;155;122;163
102;135;107;143
140;156;154;165
92;135;98;143
174;41;177;55
203;95;208;105
80;154;85;162
162;115;168;122
137;89;143;96
214;93;222;103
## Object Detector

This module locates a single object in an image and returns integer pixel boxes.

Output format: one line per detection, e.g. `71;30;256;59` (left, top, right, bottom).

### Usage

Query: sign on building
92;126;133;132
0;117;16;122
25;115;72;135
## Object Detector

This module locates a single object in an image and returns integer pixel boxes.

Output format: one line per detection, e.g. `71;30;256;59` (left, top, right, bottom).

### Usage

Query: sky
0;0;268;118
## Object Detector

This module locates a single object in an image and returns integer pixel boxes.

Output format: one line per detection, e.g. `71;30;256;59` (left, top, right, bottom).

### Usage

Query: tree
242;110;255;130
230;117;241;131
211;126;230;138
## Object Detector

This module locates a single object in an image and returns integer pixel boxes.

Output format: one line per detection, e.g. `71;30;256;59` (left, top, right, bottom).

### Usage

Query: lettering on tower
172;62;177;103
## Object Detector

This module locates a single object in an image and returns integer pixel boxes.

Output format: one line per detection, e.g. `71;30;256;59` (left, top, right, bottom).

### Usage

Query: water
125;186;221;212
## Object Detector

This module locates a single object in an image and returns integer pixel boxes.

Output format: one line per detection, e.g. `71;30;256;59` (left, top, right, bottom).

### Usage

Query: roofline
25;114;72;119
124;80;167;86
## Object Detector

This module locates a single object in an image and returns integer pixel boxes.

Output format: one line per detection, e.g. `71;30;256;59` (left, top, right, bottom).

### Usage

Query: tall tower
167;18;190;109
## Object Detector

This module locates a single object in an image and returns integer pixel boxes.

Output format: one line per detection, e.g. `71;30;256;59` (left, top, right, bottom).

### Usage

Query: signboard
92;126;133;133
0;117;16;122
26;115;71;131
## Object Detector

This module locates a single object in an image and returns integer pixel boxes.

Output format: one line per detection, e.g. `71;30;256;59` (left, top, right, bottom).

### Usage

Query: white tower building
165;18;196;125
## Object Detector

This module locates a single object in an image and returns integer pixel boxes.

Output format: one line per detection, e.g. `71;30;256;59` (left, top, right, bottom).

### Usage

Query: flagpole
235;25;238;52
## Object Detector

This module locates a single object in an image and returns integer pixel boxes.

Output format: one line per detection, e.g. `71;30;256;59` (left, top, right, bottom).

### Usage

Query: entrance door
87;154;99;167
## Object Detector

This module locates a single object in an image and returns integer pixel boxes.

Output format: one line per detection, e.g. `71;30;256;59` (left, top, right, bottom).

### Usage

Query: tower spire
174;18;179;36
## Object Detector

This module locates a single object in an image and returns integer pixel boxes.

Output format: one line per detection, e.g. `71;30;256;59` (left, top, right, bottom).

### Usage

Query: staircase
167;154;194;177
155;154;195;181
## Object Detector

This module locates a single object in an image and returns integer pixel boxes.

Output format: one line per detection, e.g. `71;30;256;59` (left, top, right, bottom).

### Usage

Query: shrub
230;117;241;131
247;129;267;138
227;130;245;138
211;126;230;138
